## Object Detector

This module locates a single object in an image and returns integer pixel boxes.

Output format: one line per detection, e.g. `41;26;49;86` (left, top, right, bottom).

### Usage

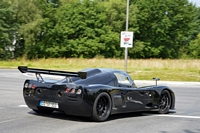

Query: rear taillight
65;87;82;95
24;83;36;89
76;89;82;95
31;84;36;89
70;88;75;94
65;88;70;93
24;83;29;88
28;84;32;88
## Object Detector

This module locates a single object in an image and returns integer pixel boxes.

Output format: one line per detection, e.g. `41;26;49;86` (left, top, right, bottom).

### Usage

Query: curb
134;80;200;86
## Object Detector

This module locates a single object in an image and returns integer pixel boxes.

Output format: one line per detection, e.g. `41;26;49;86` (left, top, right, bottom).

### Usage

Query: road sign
120;31;133;48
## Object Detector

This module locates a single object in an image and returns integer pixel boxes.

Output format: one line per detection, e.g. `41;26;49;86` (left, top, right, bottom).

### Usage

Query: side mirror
153;78;160;86
132;82;137;88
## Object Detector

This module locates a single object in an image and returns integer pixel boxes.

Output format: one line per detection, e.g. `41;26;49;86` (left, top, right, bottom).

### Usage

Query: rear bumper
24;95;93;117
23;80;93;117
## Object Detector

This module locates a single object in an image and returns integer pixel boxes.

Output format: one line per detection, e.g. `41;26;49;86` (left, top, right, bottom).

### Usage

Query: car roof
80;68;124;74
81;68;118;72
79;68;128;79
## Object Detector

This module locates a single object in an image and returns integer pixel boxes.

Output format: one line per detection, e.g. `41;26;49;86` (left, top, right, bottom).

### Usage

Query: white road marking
18;105;28;107
156;114;200;119
0;118;22;124
145;114;200;119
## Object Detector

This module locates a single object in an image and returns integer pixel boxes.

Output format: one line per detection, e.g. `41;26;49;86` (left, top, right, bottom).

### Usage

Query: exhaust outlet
58;91;62;97
37;88;42;94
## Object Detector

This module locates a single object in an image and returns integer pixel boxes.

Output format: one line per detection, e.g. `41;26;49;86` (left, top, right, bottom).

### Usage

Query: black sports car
18;66;175;121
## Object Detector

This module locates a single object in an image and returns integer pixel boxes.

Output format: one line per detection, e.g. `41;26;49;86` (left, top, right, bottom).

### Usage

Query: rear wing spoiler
18;66;87;79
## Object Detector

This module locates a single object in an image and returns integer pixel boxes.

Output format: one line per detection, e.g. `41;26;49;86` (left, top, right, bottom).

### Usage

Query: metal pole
124;0;129;72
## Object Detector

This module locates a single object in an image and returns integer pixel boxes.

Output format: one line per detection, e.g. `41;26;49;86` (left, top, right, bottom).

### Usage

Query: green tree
105;0;138;58
14;0;42;58
130;0;197;58
0;0;18;59
188;33;200;58
32;0;116;58
2;0;197;59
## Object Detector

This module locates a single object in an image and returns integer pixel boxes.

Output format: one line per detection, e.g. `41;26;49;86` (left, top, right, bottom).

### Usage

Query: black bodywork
18;66;175;121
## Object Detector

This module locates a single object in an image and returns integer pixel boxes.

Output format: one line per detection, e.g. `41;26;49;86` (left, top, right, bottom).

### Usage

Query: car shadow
28;110;153;122
28;110;92;122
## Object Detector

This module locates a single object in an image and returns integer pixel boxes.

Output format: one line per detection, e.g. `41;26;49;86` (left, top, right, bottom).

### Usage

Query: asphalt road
0;69;200;133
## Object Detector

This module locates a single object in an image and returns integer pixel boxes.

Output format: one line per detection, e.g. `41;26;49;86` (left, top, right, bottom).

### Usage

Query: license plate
39;101;59;108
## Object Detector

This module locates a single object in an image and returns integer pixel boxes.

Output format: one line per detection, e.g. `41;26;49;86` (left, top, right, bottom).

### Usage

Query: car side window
114;73;131;86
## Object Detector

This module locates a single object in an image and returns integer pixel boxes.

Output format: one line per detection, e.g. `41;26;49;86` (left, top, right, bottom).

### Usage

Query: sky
189;0;200;6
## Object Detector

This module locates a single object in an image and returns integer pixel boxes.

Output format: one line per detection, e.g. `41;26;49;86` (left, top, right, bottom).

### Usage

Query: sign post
121;0;133;72
120;31;133;48
120;31;133;72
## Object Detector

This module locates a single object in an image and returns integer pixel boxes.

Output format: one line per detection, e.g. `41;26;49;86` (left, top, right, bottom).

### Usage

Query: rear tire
158;90;171;114
92;92;112;122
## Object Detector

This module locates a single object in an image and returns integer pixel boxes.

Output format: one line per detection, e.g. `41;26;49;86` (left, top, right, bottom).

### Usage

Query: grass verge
0;58;199;82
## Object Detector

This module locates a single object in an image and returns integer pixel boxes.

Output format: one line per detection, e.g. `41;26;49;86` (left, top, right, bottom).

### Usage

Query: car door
113;72;152;111
125;88;152;111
